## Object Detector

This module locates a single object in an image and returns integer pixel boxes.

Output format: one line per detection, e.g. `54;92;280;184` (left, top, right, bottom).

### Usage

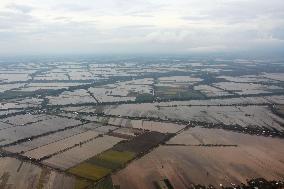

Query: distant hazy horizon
0;0;284;56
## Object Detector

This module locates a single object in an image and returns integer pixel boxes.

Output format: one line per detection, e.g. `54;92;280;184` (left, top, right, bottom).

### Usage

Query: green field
68;150;136;182
69;163;112;181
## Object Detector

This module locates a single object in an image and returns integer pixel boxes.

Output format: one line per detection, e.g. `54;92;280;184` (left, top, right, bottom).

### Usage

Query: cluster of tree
190;178;283;189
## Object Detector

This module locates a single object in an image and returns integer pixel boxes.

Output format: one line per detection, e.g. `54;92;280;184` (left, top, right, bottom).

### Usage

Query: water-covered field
0;56;284;188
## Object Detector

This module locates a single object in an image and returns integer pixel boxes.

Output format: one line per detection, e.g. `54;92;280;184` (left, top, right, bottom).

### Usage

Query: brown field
0;116;82;146
167;127;281;146
112;128;284;189
274;105;284;117
4;123;100;153
68;131;168;182
112;131;170;154
130;120;185;133
113;127;144;137
23;130;100;160
93;116;185;134
0;157;91;189
43;135;124;170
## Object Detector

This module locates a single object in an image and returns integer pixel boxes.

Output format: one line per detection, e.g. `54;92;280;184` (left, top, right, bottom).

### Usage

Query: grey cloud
6;4;33;13
271;27;284;40
0;0;284;56
0;11;35;30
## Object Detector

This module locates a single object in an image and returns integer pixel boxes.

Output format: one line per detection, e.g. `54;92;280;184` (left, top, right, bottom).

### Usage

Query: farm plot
0;73;31;82
130;120;185;134
218;75;276;83
156;76;203;87
0;121;13;131
68;70;95;80
93;125;118;133
68;131;170;182
155;76;204;100
82;115;184;133
155;85;205;100
213;82;283;95
23;130;101;160
1;114;51;126
194;85;233;97
0;157;91;189
88;78;154;103
112;127;144;137
48;89;97;105
167;127;281;146
0;116;82;146
100;103;284;131
0;83;26;93
0;97;43;110
100;95;284;111
4;123;101;153
112;129;284;189
19;82;90;92
158;105;284;131
262;72;284;81
107;117;131;127
34;71;69;81
43;135;124;170
274;105;284;117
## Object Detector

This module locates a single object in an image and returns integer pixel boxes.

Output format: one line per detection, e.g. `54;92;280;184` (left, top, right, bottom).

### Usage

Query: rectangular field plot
112;130;284;189
0;116;82;146
93;125;118;133
0;83;26;93
130;120;185;134
102;103;284;132
88;78;154;103
1;114;51;126
43;135;124;170
262;72;284;81
112;127;144;137
112;131;170;154
94;116;185;134
0;121;13;131
69;150;136;181
67;131;169;181
69;162;112;182
194;85;233;97
47;89;97;105
0;73;31;82
213;82;283;95
155;85;205;100
218;75;276;83
156;76;203;87
0;157;91;189
23;130;101;160
19;82;90;92
167;127;272;146
4;123;101;153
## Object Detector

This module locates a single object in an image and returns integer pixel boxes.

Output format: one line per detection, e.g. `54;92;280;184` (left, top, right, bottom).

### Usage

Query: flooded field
48;89;97;105
113;128;284;188
88;78;153;103
4;123;101;153
43;135;124;170
0;116;82;146
95;103;284;131
194;85;233;97
0;157;91;189
24;130;101;160
0;57;283;188
213;82;283;95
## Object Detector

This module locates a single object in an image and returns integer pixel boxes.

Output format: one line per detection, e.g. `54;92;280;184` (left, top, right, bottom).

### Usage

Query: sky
0;0;284;56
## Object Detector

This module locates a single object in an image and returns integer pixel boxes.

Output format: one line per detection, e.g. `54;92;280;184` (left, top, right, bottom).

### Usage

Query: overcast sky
0;0;283;56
